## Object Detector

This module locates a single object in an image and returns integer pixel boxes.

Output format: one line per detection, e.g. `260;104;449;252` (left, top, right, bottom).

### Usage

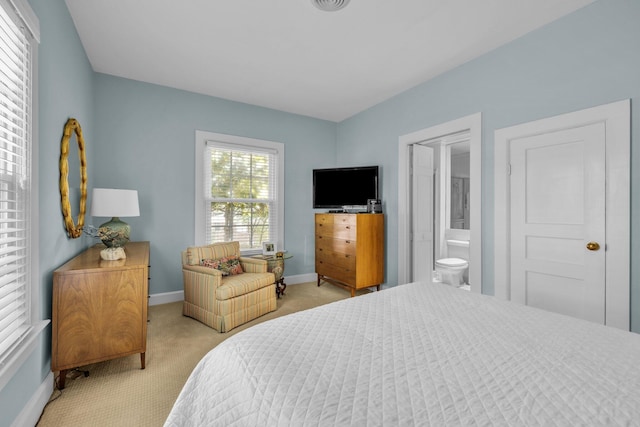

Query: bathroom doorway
398;113;482;292
416;135;471;290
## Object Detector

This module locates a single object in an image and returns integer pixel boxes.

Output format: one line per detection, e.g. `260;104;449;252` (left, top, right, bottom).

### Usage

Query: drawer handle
345;254;350;258
345;240;351;244
319;248;323;252
318;236;323;239
319;224;323;227
345;226;351;229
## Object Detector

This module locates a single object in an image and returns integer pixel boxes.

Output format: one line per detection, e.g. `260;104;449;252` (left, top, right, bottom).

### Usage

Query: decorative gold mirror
59;118;87;238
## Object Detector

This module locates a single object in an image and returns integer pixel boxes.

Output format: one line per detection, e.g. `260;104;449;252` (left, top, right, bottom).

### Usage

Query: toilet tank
446;239;469;261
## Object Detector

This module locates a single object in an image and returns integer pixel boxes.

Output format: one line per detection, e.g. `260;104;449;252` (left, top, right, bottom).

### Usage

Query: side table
253;253;292;298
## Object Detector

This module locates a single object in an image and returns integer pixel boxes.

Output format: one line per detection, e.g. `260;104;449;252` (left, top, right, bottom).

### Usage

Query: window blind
203;141;279;251
0;0;33;366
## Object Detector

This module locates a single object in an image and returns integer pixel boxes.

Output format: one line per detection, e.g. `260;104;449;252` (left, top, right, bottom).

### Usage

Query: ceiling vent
312;0;351;12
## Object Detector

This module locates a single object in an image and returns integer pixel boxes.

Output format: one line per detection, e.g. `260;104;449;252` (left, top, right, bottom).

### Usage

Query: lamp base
100;247;126;261
98;217;131;248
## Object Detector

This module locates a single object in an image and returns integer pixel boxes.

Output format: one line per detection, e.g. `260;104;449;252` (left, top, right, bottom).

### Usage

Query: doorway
398;113;482;292
494;100;630;330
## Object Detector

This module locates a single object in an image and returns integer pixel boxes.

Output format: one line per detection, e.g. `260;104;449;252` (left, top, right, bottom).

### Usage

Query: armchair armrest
239;257;268;273
183;264;224;277
182;263;223;313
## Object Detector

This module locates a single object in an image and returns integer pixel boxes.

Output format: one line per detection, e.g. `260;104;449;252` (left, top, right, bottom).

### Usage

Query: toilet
435;257;468;286
435;238;469;287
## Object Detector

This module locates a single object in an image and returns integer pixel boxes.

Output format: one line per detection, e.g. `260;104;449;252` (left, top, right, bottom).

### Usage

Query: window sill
0;319;49;392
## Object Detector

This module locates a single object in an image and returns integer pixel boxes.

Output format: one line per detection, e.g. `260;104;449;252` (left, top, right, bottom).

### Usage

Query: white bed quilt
165;282;640;426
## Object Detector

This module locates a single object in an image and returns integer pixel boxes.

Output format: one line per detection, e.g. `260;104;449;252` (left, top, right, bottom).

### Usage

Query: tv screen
313;166;379;209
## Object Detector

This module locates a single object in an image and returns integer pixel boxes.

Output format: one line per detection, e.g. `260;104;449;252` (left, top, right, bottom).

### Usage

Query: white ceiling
65;0;595;122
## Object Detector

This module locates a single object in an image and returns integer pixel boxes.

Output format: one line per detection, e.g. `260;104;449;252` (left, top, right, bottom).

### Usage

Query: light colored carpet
36;282;369;426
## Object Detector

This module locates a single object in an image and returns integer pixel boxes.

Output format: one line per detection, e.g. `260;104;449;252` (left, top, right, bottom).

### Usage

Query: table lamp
91;188;140;260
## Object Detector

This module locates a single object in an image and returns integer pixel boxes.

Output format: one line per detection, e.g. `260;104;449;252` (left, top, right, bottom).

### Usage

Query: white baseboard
149;290;184;306
147;274;317;306
12;372;53;427
284;273;317;285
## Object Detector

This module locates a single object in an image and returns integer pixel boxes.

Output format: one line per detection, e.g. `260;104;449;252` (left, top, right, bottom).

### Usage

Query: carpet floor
36;282;366;426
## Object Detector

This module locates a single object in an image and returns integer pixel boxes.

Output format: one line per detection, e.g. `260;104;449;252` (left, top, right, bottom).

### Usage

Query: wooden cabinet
315;213;384;296
52;241;150;389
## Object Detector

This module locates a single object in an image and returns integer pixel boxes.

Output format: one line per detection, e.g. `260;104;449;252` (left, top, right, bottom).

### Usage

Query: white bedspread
165;282;640;426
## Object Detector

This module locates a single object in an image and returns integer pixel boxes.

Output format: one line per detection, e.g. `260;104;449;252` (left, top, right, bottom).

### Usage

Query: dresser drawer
315;249;355;269
315;222;356;240
331;214;356;226
316;262;356;284
315;213;333;226
316;235;357;255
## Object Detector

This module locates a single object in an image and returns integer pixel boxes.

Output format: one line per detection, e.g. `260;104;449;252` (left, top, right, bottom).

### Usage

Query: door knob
586;242;600;251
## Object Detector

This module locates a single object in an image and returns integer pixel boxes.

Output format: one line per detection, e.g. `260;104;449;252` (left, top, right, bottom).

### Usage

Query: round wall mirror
59;118;87;238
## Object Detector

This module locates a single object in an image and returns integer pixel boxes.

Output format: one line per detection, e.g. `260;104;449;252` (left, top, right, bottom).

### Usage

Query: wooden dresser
52;241;150;389
315;213;384;296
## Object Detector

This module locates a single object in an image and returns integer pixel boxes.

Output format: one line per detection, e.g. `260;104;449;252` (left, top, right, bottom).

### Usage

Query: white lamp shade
91;188;140;218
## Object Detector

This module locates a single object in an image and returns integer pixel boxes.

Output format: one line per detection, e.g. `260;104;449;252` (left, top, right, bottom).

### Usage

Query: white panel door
412;144;434;283
510;122;605;323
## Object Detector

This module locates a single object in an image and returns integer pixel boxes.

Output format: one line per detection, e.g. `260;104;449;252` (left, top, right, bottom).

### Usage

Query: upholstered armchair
182;241;276;332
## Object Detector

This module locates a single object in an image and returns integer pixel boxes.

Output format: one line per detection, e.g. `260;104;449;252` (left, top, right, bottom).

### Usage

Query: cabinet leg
350;288;355;297
317;275;322;287
140;352;146;369
58;369;67;390
376;284;380;292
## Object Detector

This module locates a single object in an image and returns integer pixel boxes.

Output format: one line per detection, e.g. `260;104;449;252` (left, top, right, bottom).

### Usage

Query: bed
164;282;640;426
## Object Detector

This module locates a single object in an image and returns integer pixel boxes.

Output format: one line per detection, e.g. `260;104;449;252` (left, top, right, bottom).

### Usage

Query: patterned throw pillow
201;256;243;276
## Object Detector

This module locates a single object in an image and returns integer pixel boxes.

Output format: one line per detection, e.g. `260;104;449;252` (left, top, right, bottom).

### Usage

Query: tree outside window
207;148;274;251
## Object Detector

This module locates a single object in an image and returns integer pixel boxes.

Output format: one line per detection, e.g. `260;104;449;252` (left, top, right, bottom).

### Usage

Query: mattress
164;282;640;426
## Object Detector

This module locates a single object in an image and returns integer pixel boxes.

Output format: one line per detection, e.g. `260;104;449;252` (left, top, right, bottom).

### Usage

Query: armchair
182;241;276;332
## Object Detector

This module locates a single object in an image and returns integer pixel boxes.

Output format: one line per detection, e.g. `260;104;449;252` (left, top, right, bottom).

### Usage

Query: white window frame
0;0;47;392
194;130;284;254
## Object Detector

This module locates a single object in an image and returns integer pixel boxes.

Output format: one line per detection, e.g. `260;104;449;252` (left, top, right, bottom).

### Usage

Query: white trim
6;0;39;42
194;130;285;250
494;99;630;330
11;372;53;427
398;113;482;292
0;0;42;393
149;290;184;306
0;320;48;391
284;273;317;286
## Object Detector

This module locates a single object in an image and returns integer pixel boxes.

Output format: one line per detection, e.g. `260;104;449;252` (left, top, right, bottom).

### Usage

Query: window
195;131;284;253
0;0;44;391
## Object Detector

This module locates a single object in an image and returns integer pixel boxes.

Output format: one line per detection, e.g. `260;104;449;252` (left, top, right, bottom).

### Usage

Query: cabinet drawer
331;214;356;226
316;249;355;269
316;235;356;255
315;214;356;226
317;262;356;284
315;222;356;240
315;214;333;226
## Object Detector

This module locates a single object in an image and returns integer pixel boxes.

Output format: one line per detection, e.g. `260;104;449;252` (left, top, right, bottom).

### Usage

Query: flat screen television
313;166;379;209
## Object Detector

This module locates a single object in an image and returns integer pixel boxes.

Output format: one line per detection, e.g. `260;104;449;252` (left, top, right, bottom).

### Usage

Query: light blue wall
4;0;640;425
0;0;96;426
93;75;336;295
3;0;336;423
338;0;640;330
